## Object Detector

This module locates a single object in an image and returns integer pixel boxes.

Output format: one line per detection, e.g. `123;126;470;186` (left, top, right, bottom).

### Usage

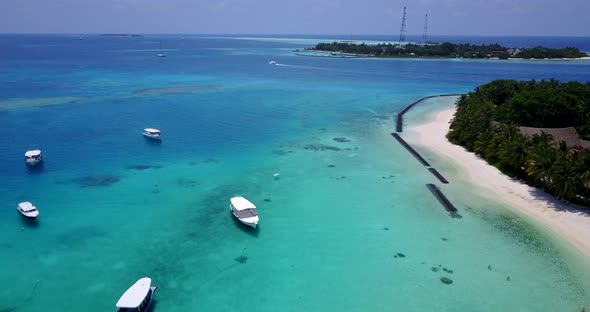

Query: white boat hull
116;278;157;312
17;209;38;220
143;133;161;140
18;213;37;220
25;158;42;166
236;215;258;228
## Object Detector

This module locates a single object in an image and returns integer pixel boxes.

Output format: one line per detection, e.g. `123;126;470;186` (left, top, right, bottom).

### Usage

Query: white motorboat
230;197;259;228
268;60;277;65
24;149;43;166
116;277;157;312
17;202;39;220
143;128;161;140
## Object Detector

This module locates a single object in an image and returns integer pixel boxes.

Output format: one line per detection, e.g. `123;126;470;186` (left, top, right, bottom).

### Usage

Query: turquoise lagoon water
1;35;590;311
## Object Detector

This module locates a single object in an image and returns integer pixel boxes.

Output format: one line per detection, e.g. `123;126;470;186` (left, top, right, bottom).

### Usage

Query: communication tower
422;13;428;44
399;6;407;43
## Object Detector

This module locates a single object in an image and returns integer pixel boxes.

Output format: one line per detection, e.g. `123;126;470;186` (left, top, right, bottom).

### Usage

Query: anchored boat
116;277;157;312
143;128;161;140
17;202;39;220
24;150;43;166
230;197;259;228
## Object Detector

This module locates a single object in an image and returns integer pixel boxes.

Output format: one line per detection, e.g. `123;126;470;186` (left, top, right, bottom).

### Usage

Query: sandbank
405;106;590;259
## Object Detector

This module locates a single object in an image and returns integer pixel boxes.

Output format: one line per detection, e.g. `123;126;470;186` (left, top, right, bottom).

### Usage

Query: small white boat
116;277;157;312
157;41;166;57
230;197;259;228
24;149;43;166
268;60;277;65
143;128;161;140
17;202;39;220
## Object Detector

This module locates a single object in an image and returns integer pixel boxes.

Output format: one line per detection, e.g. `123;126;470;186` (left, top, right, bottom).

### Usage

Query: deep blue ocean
1;34;589;311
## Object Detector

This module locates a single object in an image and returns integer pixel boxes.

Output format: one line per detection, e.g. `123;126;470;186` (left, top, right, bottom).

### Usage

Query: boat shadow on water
144;138;162;146
18;216;40;229
25;162;45;175
231;216;260;237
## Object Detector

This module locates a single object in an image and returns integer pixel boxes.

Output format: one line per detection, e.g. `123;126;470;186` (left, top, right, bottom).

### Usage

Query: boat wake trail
273;63;334;71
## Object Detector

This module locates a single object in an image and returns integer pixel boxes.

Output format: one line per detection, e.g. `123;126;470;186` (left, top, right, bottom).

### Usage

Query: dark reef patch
177;178;199;188
72;175;121;188
235;255;248;264
189;158;220;165
440;277;453;284
394;253;405;258
333;137;351;143
133;85;220;96
127;164;162;170
328;164;336;168
303;144;341;152
273;149;294;156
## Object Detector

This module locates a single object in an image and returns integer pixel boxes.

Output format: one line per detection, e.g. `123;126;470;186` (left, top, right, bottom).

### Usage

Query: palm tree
576;151;590;197
526;144;558;189
558;140;569;153
500;123;519;142
546;151;580;200
530;131;553;147
474;130;494;156
498;134;529;176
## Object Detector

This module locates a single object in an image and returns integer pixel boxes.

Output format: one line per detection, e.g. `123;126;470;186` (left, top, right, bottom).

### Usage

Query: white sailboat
157;41;166;57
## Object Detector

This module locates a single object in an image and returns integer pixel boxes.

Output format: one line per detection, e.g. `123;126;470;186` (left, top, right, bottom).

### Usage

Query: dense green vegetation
512;46;588;59
447;80;590;206
310;42;589;59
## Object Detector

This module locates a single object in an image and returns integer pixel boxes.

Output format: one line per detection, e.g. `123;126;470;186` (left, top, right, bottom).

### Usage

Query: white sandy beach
406;107;590;259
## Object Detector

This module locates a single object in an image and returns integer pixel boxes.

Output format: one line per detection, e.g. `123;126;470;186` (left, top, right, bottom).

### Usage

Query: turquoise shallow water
1;34;590;311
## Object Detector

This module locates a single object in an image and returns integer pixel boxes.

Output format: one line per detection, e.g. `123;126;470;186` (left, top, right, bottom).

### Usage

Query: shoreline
299;50;590;61
404;105;590;260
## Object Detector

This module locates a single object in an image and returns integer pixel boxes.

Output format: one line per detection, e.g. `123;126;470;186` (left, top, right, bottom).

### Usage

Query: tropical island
447;79;590;206
305;42;589;59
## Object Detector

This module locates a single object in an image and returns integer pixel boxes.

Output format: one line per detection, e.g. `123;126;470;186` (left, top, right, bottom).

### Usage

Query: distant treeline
447;79;590;206
310;42;589;59
98;34;143;37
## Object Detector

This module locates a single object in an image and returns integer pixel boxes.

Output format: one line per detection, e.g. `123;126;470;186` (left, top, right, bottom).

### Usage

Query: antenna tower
422;13;428;44
399;6;407;42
